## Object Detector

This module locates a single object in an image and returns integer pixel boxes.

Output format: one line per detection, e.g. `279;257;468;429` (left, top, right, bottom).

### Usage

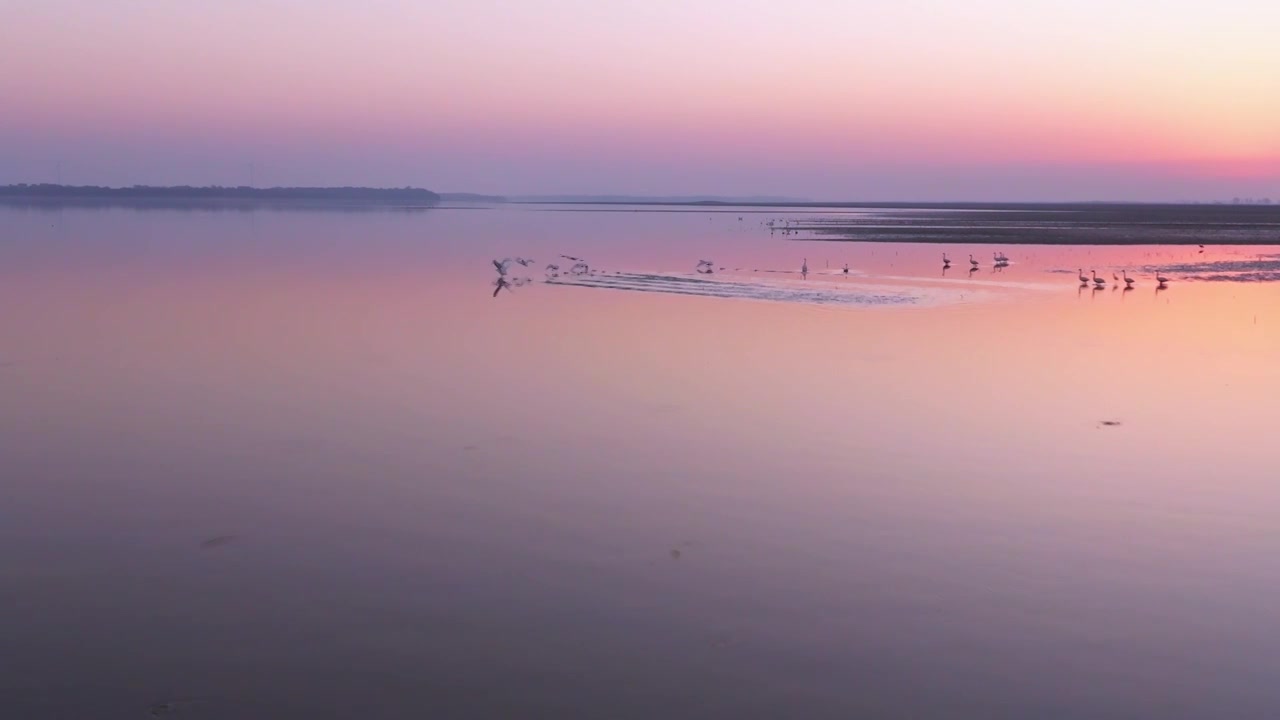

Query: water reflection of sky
4;205;1280;717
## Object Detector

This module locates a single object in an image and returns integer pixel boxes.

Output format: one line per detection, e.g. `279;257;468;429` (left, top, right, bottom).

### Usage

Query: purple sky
2;0;1277;200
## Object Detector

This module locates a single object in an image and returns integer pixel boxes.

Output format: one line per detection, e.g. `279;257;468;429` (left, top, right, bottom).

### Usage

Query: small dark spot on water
463;445;478;451
1098;420;1122;427
670;549;682;560
200;535;236;550
148;698;202;716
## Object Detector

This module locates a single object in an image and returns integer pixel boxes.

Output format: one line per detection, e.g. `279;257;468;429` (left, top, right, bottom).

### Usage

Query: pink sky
2;0;1277;200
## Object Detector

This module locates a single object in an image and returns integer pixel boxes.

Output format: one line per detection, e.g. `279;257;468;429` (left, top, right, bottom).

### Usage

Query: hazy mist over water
4;204;1280;717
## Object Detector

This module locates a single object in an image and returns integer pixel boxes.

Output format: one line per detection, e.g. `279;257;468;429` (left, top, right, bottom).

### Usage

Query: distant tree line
0;184;439;205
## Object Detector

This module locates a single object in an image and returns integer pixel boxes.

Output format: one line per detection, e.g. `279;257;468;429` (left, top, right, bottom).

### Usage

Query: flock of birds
491;248;1175;297
943;252;1011;271
1075;267;1170;289
491;254;590;296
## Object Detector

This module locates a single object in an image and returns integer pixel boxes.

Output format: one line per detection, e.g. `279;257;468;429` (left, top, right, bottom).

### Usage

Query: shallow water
3;204;1280;718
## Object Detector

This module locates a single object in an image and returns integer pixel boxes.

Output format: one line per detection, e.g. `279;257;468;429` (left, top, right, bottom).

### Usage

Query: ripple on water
542;271;998;308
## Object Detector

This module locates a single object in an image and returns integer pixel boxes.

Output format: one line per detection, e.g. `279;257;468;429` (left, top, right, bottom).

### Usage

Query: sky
1;0;1278;201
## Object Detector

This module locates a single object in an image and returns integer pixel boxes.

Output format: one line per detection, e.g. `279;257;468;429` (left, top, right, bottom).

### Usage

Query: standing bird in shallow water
801;258;809;276
842;263;849;275
1155;271;1169;286
943;253;951;268
969;254;979;268
1078;268;1089;284
1092;270;1105;287
1122;270;1135;287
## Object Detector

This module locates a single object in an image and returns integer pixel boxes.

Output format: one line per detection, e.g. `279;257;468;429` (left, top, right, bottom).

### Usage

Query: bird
492;258;512;275
1155;270;1169;285
561;254;583;262
996;251;1009;263
1092;270;1105;287
842;263;850;275
492;276;511;297
570;262;590;275
1122;270;1135;287
969;254;979;268
515;257;534;267
1078;268;1089;284
801;258;809;275
1112;272;1120;283
696;259;714;274
545;263;560;276
942;253;951;267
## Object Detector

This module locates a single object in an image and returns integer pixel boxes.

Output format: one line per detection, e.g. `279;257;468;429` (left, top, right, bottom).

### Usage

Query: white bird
1122;270;1135;287
1155;270;1169;285
969;254;979;267
493;258;512;275
569;262;590;275
1078;268;1089;284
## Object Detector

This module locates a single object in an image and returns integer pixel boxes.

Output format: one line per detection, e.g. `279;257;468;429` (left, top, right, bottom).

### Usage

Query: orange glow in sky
1;1;1277;200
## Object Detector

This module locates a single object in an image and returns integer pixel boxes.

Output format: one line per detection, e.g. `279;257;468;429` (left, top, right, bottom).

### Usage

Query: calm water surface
3;205;1280;718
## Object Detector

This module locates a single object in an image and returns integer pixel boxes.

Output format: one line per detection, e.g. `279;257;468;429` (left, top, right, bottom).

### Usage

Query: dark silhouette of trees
0;184;439;205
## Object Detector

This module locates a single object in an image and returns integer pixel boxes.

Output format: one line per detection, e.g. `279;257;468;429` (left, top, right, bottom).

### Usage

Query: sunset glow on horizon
3;0;1277;200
